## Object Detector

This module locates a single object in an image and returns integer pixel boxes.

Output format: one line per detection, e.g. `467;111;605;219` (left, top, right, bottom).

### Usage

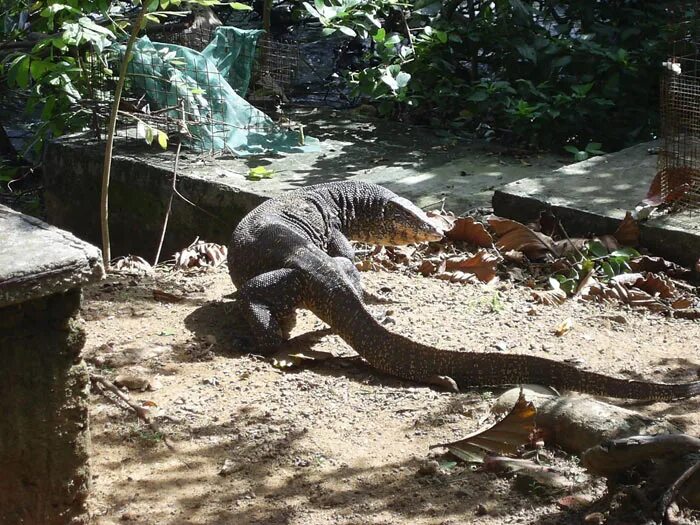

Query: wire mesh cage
657;5;700;210
87;8;301;154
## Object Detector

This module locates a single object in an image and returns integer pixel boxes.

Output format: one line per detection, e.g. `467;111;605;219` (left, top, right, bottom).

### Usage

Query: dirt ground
82;263;700;525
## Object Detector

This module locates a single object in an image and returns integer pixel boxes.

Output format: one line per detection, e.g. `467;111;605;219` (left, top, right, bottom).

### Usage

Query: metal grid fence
88;14;299;153
657;9;700;210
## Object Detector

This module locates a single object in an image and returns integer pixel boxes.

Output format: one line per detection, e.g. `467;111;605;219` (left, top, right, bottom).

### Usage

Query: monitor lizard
228;180;700;400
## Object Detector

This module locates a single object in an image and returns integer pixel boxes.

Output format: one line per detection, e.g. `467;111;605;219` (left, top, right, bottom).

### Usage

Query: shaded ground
83;263;700;525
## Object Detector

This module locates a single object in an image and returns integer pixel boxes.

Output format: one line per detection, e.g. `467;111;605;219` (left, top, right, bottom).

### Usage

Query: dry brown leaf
153;289;185;303
553;318;573;336
647;167;697;204
628;256;691;278
610;273;645;286
503;249;527;264
444;250;499;283
594;234;621;253
425;210;456;232
613;212;640;247
633;273;677;299
174;240;228;269
487;217;555;260
112;255;153;275
573;270;597;297
531;288;566;306
432;392;536;462
445;216;494;247
271;348;334;369
355;259;376;272
552;238;588;257
418;259;443;276
671;297;694;310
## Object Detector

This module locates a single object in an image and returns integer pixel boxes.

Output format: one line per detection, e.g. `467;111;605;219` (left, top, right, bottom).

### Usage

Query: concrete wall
44;137;266;260
0;289;90;525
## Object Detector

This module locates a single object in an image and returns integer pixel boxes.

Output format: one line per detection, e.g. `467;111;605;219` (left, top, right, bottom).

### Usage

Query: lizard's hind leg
237;268;305;354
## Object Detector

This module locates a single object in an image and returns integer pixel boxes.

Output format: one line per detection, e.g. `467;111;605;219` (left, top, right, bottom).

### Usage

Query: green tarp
118;27;319;155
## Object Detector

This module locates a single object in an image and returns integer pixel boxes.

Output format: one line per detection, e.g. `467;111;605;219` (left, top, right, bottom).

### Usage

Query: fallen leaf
552;237;587;257
114;374;154;392
418;259;439;276
445;216;494;247
112;255;153;275
594;234;620;253
271;348;334;369
487;217;555;260
632;273;676;299
671;297;694;310
647;167;697;203
444;250;499;283
531;288;566;306
628;256;691;278
557;495;595;511
432;392;536;463
613;212;640;247
425;210;456;232
503;249;527;264
553;318;573;336
174;240;228;269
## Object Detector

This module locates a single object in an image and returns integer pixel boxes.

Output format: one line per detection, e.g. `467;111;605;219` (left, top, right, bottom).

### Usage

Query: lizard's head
375;196;445;245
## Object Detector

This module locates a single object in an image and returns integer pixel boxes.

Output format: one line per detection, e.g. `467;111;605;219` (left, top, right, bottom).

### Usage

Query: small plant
563;142;606;162
553;240;639;296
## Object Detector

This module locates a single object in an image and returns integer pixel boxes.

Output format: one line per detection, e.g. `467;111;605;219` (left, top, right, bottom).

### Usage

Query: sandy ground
82;264;700;525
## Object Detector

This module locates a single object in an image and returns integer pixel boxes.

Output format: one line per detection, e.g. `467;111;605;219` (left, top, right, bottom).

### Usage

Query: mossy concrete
0;206;104;525
43;110;563;259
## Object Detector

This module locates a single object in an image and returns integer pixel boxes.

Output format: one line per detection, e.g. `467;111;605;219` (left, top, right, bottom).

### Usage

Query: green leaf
384;34;401;46
247;165;275;180
563;145;580;155
601;261;615;279
157;131;168;149
574;151;588;162
572;82;594;97
395;71;411;88
337;25;356;37
229;2;253;10
321;27;336;36
587;240;608;258
610;247;640;258
467;90;489;102
550;55;572;69
515;43;537;63
145;126;154;145
373;27;386;43
435;31;448;44
146;0;159;11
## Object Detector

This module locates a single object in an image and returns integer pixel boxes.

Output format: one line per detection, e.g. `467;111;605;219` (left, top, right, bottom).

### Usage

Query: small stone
218;458;238;476
493;341;508;352
416;459;440;476
584;512;606;524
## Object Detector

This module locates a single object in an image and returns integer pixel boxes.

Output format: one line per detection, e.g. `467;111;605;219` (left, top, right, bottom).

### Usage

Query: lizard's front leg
237;268;305;354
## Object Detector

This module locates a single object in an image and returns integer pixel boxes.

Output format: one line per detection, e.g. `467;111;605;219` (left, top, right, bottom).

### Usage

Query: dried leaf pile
354;209;700;317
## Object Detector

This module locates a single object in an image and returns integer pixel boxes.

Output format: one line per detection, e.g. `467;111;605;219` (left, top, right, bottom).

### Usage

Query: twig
556;217;586;260
661;456;700;523
154;141;182;266
90;373;176;451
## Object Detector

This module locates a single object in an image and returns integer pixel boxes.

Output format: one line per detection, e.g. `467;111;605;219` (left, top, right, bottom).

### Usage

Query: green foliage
0;0;251;154
554;241;640;296
305;0;681;150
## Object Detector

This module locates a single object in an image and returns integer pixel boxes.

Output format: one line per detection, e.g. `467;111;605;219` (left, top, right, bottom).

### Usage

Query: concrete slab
0;205;104;307
493;140;700;266
44;110;563;258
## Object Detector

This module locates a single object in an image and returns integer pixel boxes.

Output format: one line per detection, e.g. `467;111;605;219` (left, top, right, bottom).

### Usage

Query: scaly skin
228;181;700;400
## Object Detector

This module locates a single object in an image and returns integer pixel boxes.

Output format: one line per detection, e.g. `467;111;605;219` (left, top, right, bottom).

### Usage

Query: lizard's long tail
305;263;700;401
